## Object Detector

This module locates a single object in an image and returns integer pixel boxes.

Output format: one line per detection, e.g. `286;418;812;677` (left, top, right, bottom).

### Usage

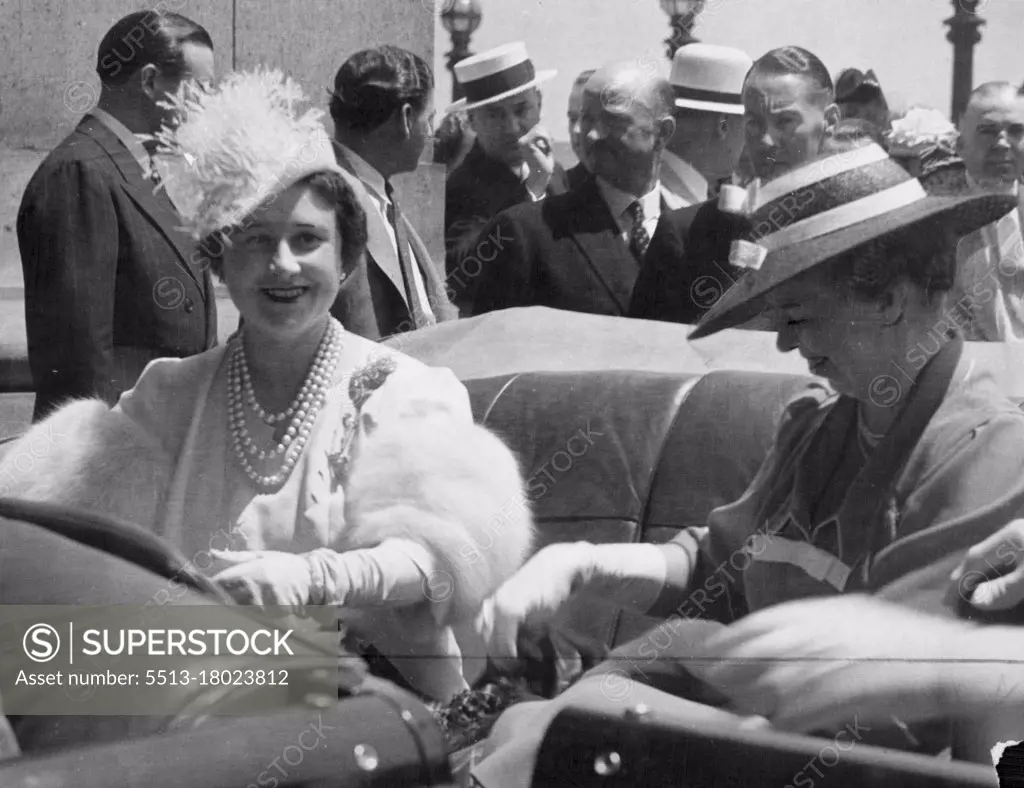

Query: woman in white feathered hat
0;68;532;704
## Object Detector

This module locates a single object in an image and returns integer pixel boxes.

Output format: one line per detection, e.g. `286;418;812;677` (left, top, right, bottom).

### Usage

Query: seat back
465;368;813;649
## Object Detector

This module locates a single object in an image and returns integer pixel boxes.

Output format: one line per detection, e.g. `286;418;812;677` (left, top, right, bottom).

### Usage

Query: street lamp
945;0;985;126
660;0;706;60
441;0;483;102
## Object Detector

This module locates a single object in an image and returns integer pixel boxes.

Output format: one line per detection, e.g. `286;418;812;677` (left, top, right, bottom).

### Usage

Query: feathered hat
151;67;344;240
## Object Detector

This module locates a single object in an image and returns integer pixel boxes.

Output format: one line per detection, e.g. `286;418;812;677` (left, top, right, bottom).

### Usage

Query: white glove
950;520;1024;611
210;549;315;610
688;595;1011;733
475;541;670;668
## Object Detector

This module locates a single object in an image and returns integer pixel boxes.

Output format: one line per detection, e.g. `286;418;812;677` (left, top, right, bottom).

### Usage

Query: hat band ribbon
754;144;889;212
755;179;926;252
462;60;536;104
673;85;742;105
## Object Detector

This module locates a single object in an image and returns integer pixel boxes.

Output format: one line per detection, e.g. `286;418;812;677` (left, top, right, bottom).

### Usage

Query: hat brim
674;97;745;115
444;69;558;114
688;191;1018;340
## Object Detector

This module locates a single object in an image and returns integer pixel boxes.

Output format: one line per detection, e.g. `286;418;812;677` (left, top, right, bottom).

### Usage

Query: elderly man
443;41;569;307
630;45;840;324
463;61;679;317
17;10;218;421
565;68;596;190
953;82;1024;341
328;45;458;339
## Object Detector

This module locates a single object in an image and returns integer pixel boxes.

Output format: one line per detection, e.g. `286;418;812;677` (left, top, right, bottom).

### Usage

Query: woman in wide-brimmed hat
470;139;1024;778
0;68;532;705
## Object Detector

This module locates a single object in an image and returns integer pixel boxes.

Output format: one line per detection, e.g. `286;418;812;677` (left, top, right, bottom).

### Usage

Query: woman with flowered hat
0;68;533;705
469;138;1024;780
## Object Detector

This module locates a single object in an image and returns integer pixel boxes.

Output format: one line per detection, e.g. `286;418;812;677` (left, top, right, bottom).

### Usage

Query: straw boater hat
689;141;1017;339
151;67;345;240
669;43;752;115
445;41;557;114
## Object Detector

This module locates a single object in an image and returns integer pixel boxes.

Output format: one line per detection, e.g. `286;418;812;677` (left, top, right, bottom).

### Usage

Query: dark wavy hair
96;11;212;87
329;46;434;133
196;171;368;281
746;46;834;104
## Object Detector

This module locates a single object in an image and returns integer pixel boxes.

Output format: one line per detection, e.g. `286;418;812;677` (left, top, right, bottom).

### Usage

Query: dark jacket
444;141;569;307
628;199;748;325
466;177;663;317
17;116;216;420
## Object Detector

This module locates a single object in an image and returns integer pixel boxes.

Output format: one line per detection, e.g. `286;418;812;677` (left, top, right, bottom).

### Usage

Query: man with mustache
629;45;839;325
464;60;680;317
952;82;1024;340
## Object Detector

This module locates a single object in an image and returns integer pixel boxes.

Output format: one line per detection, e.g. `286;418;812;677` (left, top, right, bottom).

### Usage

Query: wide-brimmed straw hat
445;42;556;114
689;141;1017;340
152;67;344;240
669;43;752;115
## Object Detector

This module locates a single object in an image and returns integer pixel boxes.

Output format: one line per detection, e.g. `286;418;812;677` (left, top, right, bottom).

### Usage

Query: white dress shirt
595;176;662;246
336;144;435;322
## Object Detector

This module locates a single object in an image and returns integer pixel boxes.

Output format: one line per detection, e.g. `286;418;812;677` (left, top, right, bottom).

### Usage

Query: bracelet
304;550;327;606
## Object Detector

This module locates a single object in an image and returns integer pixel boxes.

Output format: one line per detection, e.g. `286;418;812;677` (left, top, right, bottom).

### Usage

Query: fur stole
0;399;173;528
333;362;534;629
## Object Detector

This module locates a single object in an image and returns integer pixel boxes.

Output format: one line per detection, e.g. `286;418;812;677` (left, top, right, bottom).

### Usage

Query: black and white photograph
2;0;1024;785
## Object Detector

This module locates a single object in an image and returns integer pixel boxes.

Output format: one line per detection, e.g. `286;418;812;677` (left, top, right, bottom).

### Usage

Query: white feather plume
151;67;340;240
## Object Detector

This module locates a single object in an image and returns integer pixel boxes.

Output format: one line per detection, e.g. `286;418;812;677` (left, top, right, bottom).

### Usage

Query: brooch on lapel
327;354;399;487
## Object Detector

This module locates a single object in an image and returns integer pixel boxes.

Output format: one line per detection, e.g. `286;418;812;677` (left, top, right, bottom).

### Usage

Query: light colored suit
330;147;458;340
954;190;1024;341
659;150;709;211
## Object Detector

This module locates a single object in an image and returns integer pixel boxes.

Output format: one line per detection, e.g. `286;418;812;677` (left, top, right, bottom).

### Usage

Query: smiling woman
0;68;533;706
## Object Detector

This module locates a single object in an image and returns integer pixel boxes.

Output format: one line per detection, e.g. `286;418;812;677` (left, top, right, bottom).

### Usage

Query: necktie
384;180;433;328
627;200;651;260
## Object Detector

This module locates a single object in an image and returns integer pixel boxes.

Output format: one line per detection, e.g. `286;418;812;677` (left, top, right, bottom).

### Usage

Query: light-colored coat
0;332;533;698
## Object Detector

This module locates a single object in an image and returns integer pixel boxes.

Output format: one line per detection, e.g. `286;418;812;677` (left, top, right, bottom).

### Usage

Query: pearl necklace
227;319;342;491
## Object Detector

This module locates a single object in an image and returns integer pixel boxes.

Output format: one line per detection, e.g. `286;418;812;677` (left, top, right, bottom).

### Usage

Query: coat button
184;297;195;313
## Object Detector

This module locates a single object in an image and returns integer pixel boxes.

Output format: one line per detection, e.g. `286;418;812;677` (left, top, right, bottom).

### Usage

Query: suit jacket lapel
565;180;638;314
80;118;205;299
405;220;457;322
333;151;409;310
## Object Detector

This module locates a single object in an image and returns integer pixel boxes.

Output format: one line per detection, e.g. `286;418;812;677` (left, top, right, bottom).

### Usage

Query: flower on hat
151;67;340;240
885;107;958;161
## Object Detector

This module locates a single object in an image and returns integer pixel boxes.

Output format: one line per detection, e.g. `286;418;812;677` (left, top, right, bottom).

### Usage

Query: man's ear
465;109;480;134
139;64;160;101
881;280;912;326
399;103;415;140
823;101;842;133
657;115;676;148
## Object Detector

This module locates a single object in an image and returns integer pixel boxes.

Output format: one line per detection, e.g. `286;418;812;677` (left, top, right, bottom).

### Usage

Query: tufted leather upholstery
463;368;813;650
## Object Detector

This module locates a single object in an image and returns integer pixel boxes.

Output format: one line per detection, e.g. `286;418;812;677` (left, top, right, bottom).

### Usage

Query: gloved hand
210;549;315;610
474;542;609;675
949;519;1024;612
688;595;992;734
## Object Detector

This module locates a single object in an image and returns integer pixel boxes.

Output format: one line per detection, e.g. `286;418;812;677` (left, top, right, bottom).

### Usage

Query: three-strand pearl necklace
227;318;343;492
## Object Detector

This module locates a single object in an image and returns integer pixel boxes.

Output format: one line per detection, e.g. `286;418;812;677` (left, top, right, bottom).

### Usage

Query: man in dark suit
17;11;217;421
443;42;569;310
465;61;677;317
328;46;457;340
630;45;840;325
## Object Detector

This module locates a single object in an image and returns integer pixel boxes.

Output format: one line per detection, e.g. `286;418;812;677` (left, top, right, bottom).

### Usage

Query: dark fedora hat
689;142;1017;340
